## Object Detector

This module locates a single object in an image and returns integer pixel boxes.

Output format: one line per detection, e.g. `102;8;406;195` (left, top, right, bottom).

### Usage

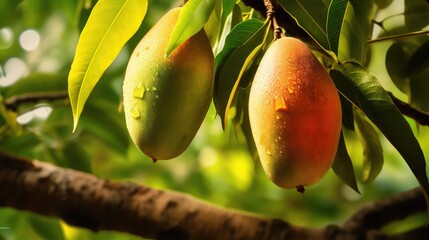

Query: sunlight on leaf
337;0;374;62
165;0;216;57
68;0;147;131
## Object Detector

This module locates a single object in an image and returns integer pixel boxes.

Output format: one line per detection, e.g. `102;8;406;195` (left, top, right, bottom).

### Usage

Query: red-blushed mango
248;37;342;190
123;8;214;161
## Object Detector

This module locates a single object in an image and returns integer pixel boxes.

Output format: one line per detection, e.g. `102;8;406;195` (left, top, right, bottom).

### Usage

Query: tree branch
1;152;428;239
3;92;68;111
388;92;429;126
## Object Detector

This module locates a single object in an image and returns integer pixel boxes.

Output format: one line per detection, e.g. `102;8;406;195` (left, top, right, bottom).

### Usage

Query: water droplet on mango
274;96;287;111
130;107;141;119
133;83;145;99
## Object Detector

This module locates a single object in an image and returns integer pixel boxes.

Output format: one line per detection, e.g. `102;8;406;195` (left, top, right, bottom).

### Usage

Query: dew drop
288;87;294;94
276;115;280;120
264;99;270;105
155;94;159;98
274;96;287;111
133;83;145;99
152;86;157;91
130;107;141;119
136;51;140;57
155;72;159;76
265;148;272;156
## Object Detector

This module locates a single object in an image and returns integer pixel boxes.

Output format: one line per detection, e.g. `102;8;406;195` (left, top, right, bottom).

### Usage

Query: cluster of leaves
65;0;429;206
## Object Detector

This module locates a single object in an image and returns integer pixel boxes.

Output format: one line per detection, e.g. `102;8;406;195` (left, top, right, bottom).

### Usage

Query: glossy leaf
330;61;429;205
332;132;360;193
326;0;348;55
354;108;384;183
278;0;330;50
338;0;374;62
214;19;264;83
215;20;268;128
68;0;147;131
165;0;216;57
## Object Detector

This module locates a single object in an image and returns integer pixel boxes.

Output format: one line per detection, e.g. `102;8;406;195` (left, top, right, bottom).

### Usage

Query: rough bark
1;152;428;240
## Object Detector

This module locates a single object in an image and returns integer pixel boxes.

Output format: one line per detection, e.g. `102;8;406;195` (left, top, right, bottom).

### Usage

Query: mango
123;8;214;160
248;37;342;190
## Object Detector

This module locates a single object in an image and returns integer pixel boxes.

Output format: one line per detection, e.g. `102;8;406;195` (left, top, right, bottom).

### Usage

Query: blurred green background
0;0;428;239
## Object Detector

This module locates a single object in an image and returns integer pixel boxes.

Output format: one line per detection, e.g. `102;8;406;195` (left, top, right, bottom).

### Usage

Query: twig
263;0;286;39
3;92;68;111
388;92;429;126
369;30;429;44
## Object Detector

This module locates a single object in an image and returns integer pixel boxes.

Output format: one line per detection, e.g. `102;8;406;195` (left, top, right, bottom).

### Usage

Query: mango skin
248;37;342;189
123;8;214;160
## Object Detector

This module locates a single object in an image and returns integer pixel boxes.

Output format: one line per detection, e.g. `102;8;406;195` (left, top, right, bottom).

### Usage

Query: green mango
123;8;214;161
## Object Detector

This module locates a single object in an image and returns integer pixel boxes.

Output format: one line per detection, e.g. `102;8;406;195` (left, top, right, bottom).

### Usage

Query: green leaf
68;0;147;131
80;101;130;155
214;20;268;128
354;108;384;183
332;132;360;193
231;4;243;30
407;41;429;75
330;61;429;206
278;0;330;50
326;0;348;55
165;0;216;57
385;42;410;94
340;94;354;130
62;142;92;173
233;87;259;162
214;19;264;82
404;0;429;30
221;0;236;29
27;214;65;240
337;0;374;62
385;38;429;112
204;0;222;47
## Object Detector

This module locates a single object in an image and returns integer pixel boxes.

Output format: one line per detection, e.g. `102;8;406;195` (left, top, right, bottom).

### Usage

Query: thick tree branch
0;152;428;239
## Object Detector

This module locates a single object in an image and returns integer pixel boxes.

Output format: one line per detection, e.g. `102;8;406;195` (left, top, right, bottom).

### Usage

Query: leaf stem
263;0;285;39
368;30;429;44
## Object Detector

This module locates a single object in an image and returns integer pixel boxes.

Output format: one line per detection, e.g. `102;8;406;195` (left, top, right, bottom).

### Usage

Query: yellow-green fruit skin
123;8;214;160
249;37;342;189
